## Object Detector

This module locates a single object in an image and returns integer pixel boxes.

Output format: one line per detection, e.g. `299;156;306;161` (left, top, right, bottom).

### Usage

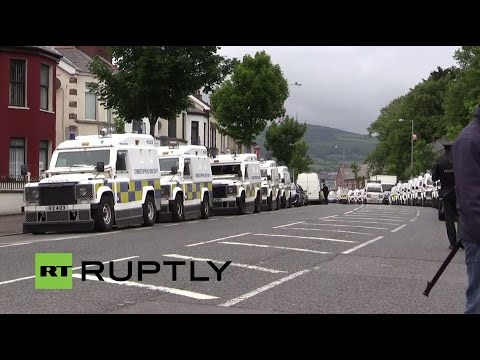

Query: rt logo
35;253;73;290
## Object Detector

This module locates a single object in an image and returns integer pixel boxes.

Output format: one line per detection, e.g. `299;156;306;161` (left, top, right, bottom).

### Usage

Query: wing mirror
171;165;178;175
95;162;105;172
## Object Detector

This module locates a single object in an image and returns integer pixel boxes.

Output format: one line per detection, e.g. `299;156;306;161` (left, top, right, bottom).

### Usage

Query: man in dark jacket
432;142;457;249
322;183;329;205
452;104;480;314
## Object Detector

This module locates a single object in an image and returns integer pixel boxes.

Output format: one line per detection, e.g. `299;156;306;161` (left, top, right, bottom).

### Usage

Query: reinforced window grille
9;138;25;178
40;64;50;110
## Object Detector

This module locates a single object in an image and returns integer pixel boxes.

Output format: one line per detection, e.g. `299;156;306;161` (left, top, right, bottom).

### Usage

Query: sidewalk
0;214;24;237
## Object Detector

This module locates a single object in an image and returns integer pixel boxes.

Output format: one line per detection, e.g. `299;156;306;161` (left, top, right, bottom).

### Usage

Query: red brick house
0;46;62;179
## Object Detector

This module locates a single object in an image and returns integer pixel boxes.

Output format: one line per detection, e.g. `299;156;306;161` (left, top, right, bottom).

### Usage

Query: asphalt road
0;203;466;313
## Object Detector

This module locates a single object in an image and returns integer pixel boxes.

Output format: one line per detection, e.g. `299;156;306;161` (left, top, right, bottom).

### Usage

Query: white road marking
344;210;354;214
305;223;388;230
187;221;199;224
317;215;339;220
218;269;311;307
164;223;180;227
272;221;306;229
352;204;365;211
281;227;375;236
416;210;420;217
220;241;333;254
342;236;384;254
207;218;219;221
133;227;150;231
322;219;401;226
0;242;32;248
391;224;408;233
225;216;236;219
342;216;403;222
409;217;418;223
186;232;251;247
254;233;356;244
0;231;122;248
73;274;217;300
163;254;286;274
0;256;139;286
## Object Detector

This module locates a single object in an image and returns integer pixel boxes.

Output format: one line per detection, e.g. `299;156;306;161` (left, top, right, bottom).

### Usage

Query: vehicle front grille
213;185;227;198
39;184;76;206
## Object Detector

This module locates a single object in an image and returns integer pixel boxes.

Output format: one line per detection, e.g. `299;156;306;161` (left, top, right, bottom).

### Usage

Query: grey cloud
218;46;460;134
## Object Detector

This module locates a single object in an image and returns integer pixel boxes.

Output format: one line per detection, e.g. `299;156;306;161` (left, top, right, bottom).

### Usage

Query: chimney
76;46;112;63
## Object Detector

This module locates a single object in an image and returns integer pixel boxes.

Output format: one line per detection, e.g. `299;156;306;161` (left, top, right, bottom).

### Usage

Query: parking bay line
72;274;217;300
186;232;252;247
220;241;333;254
218;269;311;307
280;227;375;236
341;216;404;222
272;221;306;229
391;224;408;233
308;223;388;230
342;236;384;254
322;219;401;226
253;233;356;244
0;231;122;248
0;255;139;286
163;254;287;274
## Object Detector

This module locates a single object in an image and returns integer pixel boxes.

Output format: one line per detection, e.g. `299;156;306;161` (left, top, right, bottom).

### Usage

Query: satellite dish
55;78;61;90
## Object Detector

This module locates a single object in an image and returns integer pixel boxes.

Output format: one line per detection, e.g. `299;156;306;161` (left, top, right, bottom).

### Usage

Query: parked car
291;184;308;207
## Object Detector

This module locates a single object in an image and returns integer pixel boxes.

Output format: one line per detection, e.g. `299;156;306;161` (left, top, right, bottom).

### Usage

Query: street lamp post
288;82;302;121
399;118;414;176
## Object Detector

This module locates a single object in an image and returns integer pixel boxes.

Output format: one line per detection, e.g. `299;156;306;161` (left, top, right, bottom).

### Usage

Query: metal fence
0;177;38;191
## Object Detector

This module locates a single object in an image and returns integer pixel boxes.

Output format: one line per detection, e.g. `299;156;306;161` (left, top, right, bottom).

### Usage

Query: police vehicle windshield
366;186;382;193
159;157;179;173
55;150;110;168
212;164;241;176
260;169;268;178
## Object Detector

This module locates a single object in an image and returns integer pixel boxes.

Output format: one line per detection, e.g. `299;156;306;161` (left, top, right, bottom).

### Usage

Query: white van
297;172;322;204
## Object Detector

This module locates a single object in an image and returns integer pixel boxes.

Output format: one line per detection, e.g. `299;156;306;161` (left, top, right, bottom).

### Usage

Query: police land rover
23;130;161;234
157;142;212;221
260;160;280;211
210;153;262;214
277;166;292;208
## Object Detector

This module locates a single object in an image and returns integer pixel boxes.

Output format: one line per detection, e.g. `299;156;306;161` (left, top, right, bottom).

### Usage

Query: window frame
9;59;27;108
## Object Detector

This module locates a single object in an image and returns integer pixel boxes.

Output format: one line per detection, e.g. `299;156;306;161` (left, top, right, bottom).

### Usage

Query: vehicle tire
142;194;156;227
276;193;280;210
254;192;261;213
287;195;292;208
200;193;210;219
281;195;286;209
267;193;273;211
237;192;246;215
305;197;309;206
93;195;114;232
172;193;184;222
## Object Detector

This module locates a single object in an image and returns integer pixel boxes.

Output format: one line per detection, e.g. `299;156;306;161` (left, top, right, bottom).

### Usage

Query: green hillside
256;124;378;172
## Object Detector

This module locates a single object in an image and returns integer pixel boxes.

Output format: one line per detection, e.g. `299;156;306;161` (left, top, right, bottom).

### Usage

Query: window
116;151;128;171
159;157;179;173
9;138;25;178
183;159;191;176
55;150;110;168
132;120;143;134
85;83;97;120
9;59;26;107
168;117;176;138
40;64;50;110
39;140;49;175
107;109;112;123
191;121;199;145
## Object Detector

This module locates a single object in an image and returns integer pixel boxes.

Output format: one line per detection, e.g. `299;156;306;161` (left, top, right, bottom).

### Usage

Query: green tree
350;162;360;188
289;141;313;182
89;46;236;137
211;51;289;147
114;116;125;134
265;115;307;165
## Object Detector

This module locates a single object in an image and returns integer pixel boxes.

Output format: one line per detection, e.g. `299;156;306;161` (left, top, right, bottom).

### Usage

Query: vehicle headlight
25;187;40;202
227;186;236;195
75;184;94;199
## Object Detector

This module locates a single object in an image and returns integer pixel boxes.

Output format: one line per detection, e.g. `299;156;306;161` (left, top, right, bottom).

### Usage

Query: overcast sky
218;46;461;134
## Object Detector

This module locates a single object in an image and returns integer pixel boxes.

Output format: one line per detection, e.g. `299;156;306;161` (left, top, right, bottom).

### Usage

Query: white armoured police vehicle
277;166;292;208
23;130;161;234
210;153;262;214
157;142;212;221
260;160;280;211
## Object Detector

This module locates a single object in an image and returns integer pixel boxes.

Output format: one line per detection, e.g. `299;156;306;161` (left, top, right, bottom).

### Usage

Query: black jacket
452;106;480;244
432;155;455;197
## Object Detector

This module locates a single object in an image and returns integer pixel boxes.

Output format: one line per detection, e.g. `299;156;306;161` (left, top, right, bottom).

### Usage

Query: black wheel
142;194;156;227
267;193;273;211
287;195;292;208
172;193;184;222
93;195;114;232
200;193;210;219
276;193;280;210
237;192;246;215
254;192;261;213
